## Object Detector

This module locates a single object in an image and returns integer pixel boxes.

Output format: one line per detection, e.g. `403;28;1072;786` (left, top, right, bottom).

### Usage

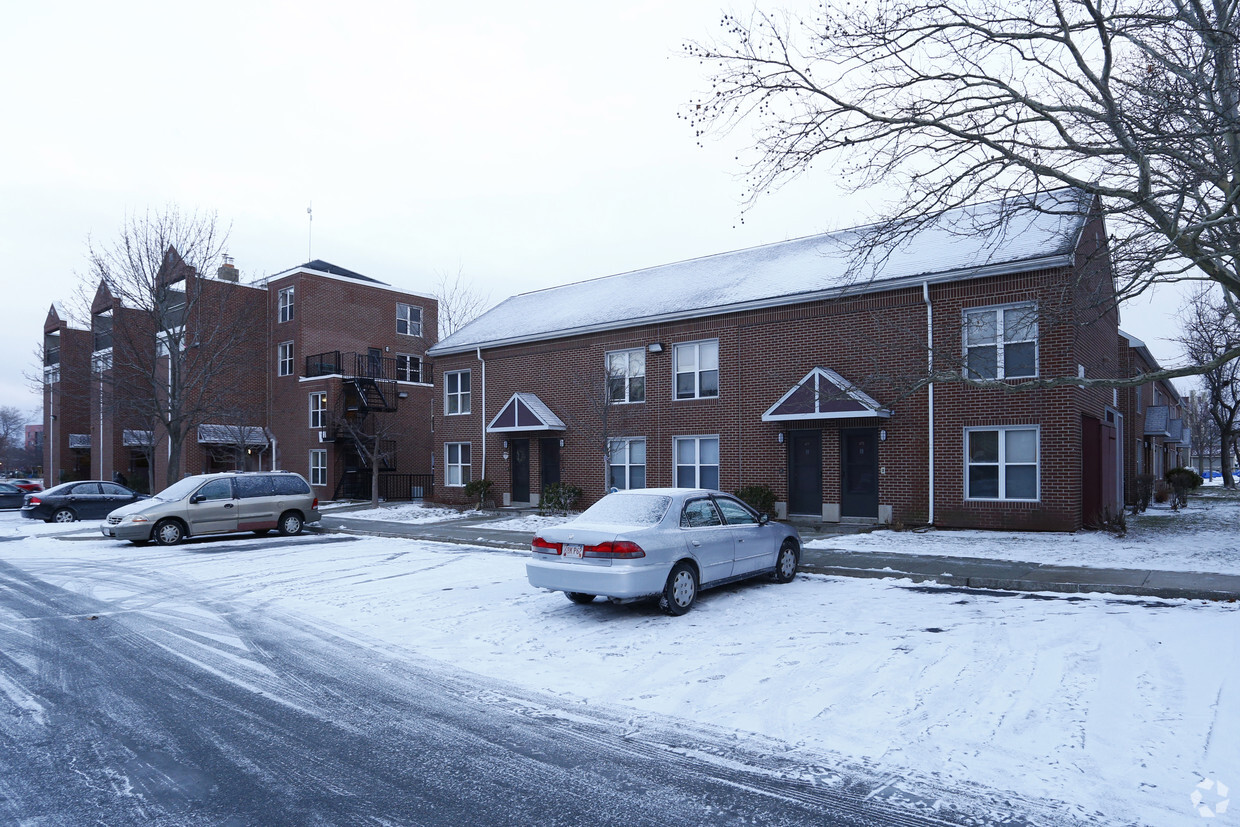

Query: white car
527;488;800;615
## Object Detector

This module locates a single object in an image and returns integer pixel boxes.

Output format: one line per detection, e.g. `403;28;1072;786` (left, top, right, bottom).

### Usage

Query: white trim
672;339;720;401
309;391;327;429
962;301;1039;380
278;285;295;323
444;369;472;416
445;442;471;487
277;341;294;377
761;367;891;422
673;434;720;489
309;449;327;487
964;425;1041;502
605;347;646;404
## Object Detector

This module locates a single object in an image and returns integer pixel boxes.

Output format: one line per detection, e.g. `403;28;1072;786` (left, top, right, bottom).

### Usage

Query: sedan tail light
27;496;41;506
531;535;561;554
584;540;645;559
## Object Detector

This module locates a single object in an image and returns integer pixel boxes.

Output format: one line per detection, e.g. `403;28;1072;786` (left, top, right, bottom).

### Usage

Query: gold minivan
102;471;321;546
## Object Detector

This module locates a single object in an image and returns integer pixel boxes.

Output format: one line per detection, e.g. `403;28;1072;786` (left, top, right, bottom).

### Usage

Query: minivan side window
197;479;233;501
272;475;311;496
235;476;275;498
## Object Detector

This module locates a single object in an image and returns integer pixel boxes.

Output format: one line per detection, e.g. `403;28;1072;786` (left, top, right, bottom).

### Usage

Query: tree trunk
370;456;380;506
1222;431;1236;489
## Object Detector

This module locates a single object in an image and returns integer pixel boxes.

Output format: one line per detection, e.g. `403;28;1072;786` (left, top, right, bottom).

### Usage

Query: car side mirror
190;493;204;504
758;513;770;526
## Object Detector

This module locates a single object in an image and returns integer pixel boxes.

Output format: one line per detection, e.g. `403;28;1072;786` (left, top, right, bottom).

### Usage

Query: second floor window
445;370;471;415
964;303;1037;380
279;286;294;323
278;341;293;377
606;349;645;403
309;392;327;428
396;353;421;383
397;303;422;337
674;340;719;400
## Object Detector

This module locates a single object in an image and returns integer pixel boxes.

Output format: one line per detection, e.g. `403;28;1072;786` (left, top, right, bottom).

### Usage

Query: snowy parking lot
1;506;1237;824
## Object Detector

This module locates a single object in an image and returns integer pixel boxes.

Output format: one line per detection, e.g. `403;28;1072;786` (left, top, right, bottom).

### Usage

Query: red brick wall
433;254;1117;531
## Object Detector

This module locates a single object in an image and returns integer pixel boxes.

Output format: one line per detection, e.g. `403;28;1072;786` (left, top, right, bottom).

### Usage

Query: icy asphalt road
0;538;1053;827
1;512;1232;825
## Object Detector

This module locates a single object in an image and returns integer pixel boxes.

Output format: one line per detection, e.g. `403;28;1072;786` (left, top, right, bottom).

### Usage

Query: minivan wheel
153;519;184;546
774;540;798;583
278;512;303;536
51;509;76;523
659;562;698;616
565;592;596;605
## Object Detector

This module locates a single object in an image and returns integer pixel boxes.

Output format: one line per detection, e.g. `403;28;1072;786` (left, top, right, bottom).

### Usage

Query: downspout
477;347;486;479
269;432;278;471
923;282;935;526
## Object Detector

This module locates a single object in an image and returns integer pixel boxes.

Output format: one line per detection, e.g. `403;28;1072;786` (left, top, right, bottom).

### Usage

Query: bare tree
332;411;402;506
1185;389;1222;476
85;207;265;486
0;406;28;474
1177;287;1240;486
433;267;491;338
560;356;639;493
685;0;1240;383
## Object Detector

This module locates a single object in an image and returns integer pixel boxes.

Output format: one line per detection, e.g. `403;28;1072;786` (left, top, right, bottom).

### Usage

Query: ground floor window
674;435;719;489
965;426;1038;500
446;442;471;487
608;437;646;490
310;449;327;487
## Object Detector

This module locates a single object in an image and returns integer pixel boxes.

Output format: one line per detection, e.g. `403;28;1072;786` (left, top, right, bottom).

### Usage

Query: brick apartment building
1117;330;1189;504
42;257;437;498
428;188;1133;531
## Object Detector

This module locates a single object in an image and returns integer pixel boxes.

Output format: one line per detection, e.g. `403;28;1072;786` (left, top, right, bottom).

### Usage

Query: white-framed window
44;366;60;384
309;449;326;486
606;348;646;403
963;303;1037;380
309;392;327;428
91;350;113;374
674;435;719;489
446;442;471;486
965;426;1039;501
396;353;421;383
445;369;471;415
608;438;646;490
673;340;719;400
397;303;422;337
278;286;294;323
278;341;294;377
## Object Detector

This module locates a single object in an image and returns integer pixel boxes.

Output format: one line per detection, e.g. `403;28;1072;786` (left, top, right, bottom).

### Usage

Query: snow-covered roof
430;188;1092;356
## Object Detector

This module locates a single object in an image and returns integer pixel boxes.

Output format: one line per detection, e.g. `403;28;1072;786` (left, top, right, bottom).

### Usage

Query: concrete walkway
314;508;1240;602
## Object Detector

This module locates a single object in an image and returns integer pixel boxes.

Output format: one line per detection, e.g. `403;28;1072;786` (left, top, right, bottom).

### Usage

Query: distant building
42;256;437;497
25;424;43;451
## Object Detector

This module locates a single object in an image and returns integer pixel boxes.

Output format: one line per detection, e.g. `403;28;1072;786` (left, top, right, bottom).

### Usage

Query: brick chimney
217;255;239;282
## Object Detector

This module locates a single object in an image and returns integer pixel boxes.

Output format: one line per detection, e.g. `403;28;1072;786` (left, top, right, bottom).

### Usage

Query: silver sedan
527;488;801;615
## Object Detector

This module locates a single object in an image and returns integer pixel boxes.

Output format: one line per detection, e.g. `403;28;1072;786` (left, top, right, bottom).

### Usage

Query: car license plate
562;543;584;559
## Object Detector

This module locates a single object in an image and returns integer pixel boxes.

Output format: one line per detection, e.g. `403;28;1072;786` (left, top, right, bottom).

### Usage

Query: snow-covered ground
332;502;468;523
809;487;1240;575
1;511;1235;825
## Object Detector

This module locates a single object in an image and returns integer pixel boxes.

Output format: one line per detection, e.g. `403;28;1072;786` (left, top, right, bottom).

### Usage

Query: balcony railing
306;351;400;381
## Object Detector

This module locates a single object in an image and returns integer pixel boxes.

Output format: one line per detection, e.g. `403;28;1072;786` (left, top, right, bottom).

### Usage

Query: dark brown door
511;439;530;502
787;431;822;516
841;429;879;519
540;438;561;491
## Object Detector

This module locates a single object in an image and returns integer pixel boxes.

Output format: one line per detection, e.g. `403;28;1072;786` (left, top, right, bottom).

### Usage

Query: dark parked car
10;479;43;493
0;482;28;509
21;481;147;523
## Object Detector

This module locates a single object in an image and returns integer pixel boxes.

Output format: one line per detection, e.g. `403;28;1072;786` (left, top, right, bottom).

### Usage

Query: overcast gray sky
0;0;1185;422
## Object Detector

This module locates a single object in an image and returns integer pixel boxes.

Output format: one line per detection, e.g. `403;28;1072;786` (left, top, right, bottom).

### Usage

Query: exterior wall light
777;432;785;444
559;439;565;447
648;343;664;353
880;430;887;441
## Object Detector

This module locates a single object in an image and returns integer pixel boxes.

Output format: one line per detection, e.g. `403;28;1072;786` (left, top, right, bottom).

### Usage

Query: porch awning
1143;406;1172;437
762;367;891;422
487;393;566;433
197;424;270;446
69;433;91;449
123;429;154;447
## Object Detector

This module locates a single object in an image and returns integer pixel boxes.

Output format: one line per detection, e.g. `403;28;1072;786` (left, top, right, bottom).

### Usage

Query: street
0;512;1233;824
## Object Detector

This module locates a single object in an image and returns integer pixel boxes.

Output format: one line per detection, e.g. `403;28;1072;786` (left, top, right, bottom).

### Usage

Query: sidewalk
314;509;1240;602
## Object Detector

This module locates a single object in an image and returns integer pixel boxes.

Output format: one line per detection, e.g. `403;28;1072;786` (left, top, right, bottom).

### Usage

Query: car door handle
225;503;234;508
691;540;701;547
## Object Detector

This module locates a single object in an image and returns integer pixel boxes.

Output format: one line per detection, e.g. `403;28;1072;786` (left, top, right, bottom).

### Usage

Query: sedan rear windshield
578;494;671;526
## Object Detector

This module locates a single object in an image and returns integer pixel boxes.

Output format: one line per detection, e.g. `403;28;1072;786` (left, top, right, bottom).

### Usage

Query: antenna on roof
306;203;313;261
